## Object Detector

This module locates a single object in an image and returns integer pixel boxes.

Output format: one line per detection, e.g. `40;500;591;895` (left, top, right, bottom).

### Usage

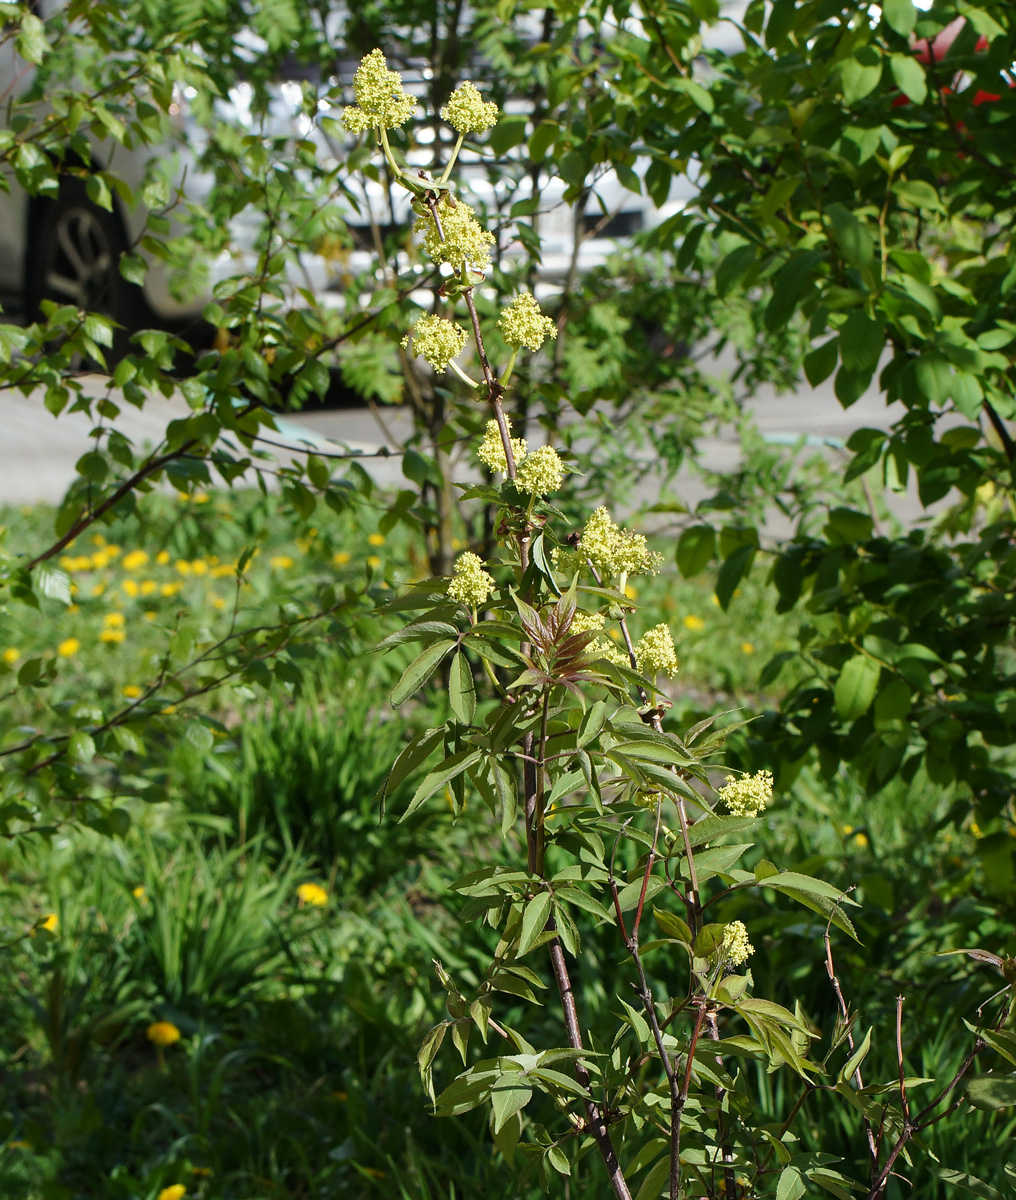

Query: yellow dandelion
132;885;146;899
140;580;157;596
367;555;382;570
122;685;142;699
161;582;181;597
40;913;58;933
91;582;105;596
367;533;385;546
297;882;328;907
190;560;208;577
106;545;121;559
156;550;171;566
211;564;234;578
99;629;125;645
144;611;157;622
3;647;20;664
122;549;149;571
147;1021;181;1048
161;705;178;715
333;551;351;565
175;560;191;576
68;603;80;614
158;1185;186;1200
270;555;294;570
91;551;111;569
741;641;755;654
121;579;139;598
683;614;705;631
104;611;125;628
211;595;226;610
92;534;107;547
57;638;80;657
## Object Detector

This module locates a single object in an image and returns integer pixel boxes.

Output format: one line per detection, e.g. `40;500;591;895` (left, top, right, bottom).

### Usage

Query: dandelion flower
121;579;139;598
741;641;755;654
333;551;351;566
683;614;704;632
3;647;19;664
441;81;499;133
447;552;496;608
133;885;146;899
99;629;125;645
270;556;294;570
122;685;142;699
122;550;149;571
721;920;754;966
717;770;773;818
147;1021;181;1048
367;533;385;547
158;1186;187;1200
297;882;329;907
190;560;208;577
57;638;80;657
104;612;125;628
40;913;58;933
156;550;171;566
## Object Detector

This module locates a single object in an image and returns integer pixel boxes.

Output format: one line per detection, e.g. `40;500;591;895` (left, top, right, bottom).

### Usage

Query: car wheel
27;176;150;362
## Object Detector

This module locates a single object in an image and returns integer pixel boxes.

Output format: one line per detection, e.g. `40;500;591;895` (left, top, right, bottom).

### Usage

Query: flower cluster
497;293;557;351
570;611;629;667
447;552;496;608
343;49;417;133
721;920;754;967
477;417;527;475
717;770;773;818
561;506;663;580
401;314;468;372
516;445;565;495
415;195;495;271
441;81;499;134
634;624;679;679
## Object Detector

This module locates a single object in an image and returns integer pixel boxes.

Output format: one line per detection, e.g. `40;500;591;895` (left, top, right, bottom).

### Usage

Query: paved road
0;354;944;536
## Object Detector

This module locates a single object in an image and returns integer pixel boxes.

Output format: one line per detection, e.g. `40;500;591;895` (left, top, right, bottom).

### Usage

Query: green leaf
489;114;528;156
839;313;884;375
834;655;881;721
15;12;47;64
448;651;476;724
840;48;883;105
776;1165;807;1200
653;907;692;944
490;1074;532;1133
519;891;553;955
890;52;927;104
68;731;96;764
883;0;916;35
418;1022;448;1104
936;1169;1005;1200
578;700;607;748
804;337;838;386
839;1025;873;1083
676;525;715;577
966;1076;1016;1111
401;750;482;822
716;545;755;610
634;1156;671;1200
390;640;455;707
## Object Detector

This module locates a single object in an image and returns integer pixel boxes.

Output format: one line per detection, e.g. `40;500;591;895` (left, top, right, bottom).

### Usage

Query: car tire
26;175;152;362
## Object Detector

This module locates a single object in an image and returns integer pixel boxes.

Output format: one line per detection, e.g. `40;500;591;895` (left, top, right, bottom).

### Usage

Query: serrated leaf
519;891;553;955
390;640;455;707
448;651;476;724
400;750;482;822
490;1074;532;1133
777;1165;807;1200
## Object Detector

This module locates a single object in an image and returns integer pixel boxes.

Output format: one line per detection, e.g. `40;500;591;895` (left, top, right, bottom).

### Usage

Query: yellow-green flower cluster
516;445;565;495
441;81;499;134
570;611;629;667
497;293;557;351
571;507;663;579
477;418;526;475
447;552;496;608
721;920;754;966
401;314;468;372
717;770;773;818
415;195;495;271
634;623;679;679
343;49;418;133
